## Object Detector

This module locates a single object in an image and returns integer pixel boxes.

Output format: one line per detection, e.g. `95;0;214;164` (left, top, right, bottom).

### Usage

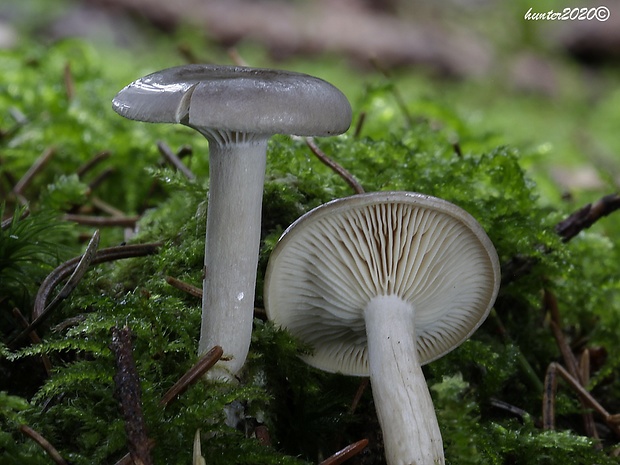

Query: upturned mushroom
112;64;351;379
264;191;500;464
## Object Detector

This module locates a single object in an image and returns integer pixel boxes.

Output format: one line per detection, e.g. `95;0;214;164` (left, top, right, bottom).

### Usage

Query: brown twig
349;377;370;414
228;47;249;66
12;308;52;376
157;140;196;180
91;197;126;217
369;57;413;128
504;193;620;284
353;111;366;139
544;289;599;439
555;193;620;242
111;325;153;465
159;346;224;408
544;362;620;437
9;242;162;346
88;167;116;190
63;214;140;227
305;137;364;194
76;151;111;177
33;230;101;320
165;276;203;298
319;439;369;465
63;62;75;101
19;425;68;465
12;147;56;196
114;439;157;465
1;208;29;230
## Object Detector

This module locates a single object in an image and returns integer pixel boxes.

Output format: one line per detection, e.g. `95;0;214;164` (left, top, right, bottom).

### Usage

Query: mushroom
264;191;500;464
112;64;351;380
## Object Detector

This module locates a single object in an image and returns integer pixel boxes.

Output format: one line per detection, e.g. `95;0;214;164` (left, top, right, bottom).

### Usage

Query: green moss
1;32;620;465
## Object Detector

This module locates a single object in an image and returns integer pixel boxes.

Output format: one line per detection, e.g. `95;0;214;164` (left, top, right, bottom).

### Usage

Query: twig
227;47;249;66
19;425;68;465
111;325;153;465
544;362;620;437
165;276;203;298
159;345;224;408
88;167;116;190
63;62;75;101
33;230;101;320
157;140;196;180
369;57;413;128
12;147;56;196
9;242;162;346
91;197;126;217
353;112;366;139
544;289;598;439
319;439;369;465
114;439;156;465
349;377;370;414
12;308;52;376
254;425;271;446
63;214;139;227
503;193;620;284
1;208;29;230
76;151;111;177
555;193;620;242
305;137;364;194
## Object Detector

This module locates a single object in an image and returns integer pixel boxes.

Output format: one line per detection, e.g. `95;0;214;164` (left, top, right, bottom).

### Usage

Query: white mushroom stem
364;295;445;465
197;132;269;380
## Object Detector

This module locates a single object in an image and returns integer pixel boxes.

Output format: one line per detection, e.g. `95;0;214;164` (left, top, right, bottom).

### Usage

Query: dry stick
254;425;271;446
1;208;29;230
88;166;116;190
165;275;203;298
19;425;69;465
63;62;75;101
369;57;414;128
114;440;157;465
349;377;370;414
228;47;249;66
159;345;224;407
305;137;365;195
12;147;56;196
555;193;620;242
12;307;53;376
34;230;101;320
115;346;224;465
542;362;557;430
353;111;366;139
91;197;126;217
157;140;196;180
111;326;153;465
319;439;369;465
544;289;598;439
63;214;140;227
546;362;620;438
76;151;111;177
504;192;620;284
10;242;162;346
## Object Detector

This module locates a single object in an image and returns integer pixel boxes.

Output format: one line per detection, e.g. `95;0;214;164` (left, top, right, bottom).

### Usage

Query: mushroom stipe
264;191;500;465
113;64;351;380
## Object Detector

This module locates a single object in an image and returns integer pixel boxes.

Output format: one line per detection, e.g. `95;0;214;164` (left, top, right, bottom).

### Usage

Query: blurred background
2;0;620;202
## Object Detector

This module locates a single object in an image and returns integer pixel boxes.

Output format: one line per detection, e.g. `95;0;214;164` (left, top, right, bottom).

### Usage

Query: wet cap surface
112;64;352;136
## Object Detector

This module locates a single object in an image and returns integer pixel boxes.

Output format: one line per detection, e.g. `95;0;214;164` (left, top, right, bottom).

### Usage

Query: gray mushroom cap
112;64;352;137
264;191;501;376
